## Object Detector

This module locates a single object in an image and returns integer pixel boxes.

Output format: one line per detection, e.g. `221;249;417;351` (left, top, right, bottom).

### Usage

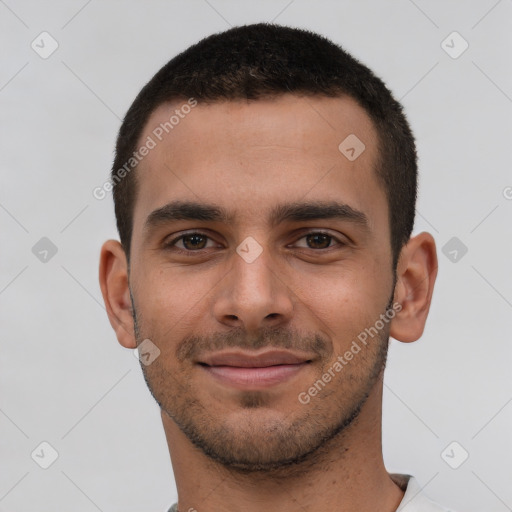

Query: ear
390;232;438;343
98;240;136;349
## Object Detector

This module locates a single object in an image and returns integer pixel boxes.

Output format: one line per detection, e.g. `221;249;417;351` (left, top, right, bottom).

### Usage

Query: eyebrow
143;199;369;233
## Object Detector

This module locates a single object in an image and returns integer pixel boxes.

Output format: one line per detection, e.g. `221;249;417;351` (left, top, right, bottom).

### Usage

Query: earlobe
390;232;438;343
98;240;137;349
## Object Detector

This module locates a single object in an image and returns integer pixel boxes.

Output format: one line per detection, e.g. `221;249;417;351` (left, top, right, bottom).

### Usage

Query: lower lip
201;363;308;388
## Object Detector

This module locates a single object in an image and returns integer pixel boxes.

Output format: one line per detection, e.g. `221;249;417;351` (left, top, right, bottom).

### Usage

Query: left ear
390;232;438;343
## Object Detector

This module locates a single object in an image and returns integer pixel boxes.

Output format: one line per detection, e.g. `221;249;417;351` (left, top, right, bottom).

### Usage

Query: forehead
143;94;377;158
132;94;384;230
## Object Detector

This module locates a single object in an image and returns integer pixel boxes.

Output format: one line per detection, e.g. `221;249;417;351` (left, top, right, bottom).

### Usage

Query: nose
212;244;294;333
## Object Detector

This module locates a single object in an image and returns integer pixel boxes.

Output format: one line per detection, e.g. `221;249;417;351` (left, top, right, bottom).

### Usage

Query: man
99;23;448;511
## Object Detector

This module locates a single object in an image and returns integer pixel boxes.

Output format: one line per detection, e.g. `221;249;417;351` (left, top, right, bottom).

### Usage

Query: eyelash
164;230;345;255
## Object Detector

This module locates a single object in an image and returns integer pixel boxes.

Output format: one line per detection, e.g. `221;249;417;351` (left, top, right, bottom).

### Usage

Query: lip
198;349;313;389
200;349;312;367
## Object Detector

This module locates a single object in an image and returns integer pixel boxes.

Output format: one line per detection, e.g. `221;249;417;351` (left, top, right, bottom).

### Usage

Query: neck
162;379;404;512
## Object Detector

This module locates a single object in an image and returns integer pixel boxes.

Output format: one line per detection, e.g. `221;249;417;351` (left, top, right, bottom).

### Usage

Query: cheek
299;262;391;346
135;266;216;340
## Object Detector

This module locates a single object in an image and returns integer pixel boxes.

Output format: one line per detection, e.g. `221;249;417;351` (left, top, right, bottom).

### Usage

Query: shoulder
392;473;459;512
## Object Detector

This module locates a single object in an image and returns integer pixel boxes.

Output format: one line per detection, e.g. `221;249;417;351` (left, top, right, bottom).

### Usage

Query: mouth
197;349;313;389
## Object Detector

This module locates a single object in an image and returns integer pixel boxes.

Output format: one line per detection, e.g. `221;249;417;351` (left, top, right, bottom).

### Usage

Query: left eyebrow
268;200;369;229
143;199;370;234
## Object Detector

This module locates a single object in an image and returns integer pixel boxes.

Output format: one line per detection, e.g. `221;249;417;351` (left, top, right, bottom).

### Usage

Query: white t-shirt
167;473;456;511
391;474;455;511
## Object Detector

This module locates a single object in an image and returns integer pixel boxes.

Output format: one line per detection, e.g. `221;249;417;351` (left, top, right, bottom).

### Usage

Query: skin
99;94;438;512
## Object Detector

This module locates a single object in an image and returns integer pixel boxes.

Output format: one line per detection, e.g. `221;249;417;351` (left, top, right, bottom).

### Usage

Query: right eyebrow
144;200;233;233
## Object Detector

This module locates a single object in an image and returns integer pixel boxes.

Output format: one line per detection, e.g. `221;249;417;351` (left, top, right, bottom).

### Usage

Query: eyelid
289;230;346;249
163;229;347;252
164;230;220;249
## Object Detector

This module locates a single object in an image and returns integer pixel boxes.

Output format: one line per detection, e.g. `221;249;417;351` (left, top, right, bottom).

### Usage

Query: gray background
1;0;511;510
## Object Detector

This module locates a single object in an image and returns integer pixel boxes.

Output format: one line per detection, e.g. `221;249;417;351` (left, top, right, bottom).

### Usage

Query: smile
198;350;313;389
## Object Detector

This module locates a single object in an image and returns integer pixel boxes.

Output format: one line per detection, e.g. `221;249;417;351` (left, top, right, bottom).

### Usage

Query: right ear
98;240;136;349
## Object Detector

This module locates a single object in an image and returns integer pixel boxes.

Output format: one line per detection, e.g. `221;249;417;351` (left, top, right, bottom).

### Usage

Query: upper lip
198;349;313;368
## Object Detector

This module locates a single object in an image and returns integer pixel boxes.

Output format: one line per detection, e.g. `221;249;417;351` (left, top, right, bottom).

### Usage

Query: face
128;94;396;471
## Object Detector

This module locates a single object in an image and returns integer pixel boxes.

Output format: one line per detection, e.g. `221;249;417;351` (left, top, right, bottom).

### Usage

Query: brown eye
180;233;208;250
295;232;337;250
